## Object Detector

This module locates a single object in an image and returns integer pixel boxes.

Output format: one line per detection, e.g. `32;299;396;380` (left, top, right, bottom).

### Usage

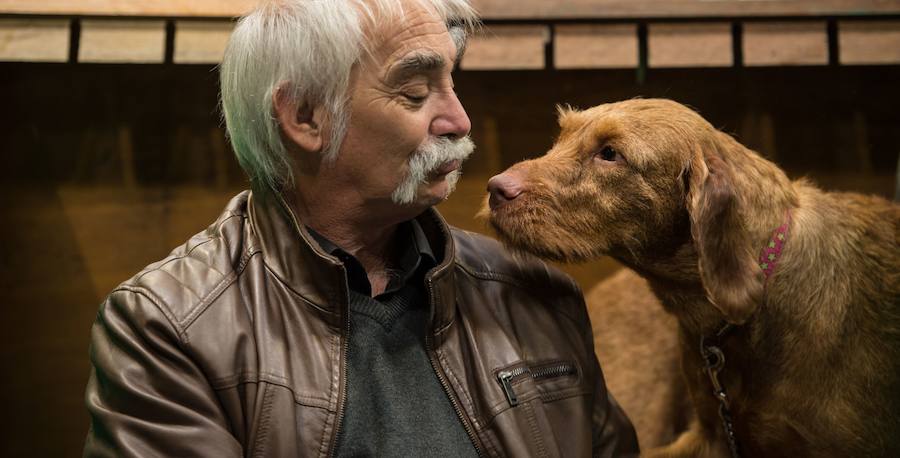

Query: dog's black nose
487;172;525;210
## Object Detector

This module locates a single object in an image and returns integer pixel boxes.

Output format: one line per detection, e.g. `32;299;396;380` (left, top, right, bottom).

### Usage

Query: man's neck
286;187;419;297
323;221;398;296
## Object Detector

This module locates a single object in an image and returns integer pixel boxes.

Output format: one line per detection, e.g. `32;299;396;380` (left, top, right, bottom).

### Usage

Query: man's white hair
220;0;478;193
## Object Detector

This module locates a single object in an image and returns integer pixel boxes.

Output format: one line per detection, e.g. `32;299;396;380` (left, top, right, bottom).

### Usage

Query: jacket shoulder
450;228;584;301
113;191;256;330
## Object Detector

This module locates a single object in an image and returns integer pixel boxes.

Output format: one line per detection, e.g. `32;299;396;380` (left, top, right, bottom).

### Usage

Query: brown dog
586;268;692;450
485;99;900;457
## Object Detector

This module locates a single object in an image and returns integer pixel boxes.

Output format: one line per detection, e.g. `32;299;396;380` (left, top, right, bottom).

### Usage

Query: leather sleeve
591;354;640;458
83;288;242;458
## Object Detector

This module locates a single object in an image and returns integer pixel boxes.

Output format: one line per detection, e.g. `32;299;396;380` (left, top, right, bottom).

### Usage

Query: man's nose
487;170;525;210
431;91;471;139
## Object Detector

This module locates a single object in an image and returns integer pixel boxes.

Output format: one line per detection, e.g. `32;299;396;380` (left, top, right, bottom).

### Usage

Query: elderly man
84;0;637;456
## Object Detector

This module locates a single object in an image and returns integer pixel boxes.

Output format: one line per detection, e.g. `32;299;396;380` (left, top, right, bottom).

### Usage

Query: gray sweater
310;222;478;457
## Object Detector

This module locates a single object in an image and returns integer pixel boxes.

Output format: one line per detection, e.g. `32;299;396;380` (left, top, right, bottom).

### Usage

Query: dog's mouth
483;189;532;232
484;195;571;261
483;190;605;264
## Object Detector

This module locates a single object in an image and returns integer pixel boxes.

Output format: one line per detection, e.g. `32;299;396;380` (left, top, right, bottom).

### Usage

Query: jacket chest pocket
489;360;592;457
496;360;579;407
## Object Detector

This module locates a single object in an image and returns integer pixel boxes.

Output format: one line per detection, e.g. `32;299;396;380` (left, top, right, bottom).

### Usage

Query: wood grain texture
839;20;900;65
0;0;255;17
0;18;69;62
471;0;900;19
554;24;638;69
174;20;233;64
3;0;899;19
79;19;165;63
648;23;733;68
460;25;547;70
743;21;828;66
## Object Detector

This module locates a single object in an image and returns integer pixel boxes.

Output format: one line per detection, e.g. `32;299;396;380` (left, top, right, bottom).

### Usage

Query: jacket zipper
277;194;350;458
497;363;578;407
425;278;487;457
326;276;351;458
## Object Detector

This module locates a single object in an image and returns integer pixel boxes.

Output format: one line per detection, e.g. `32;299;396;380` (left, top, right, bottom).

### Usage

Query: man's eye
402;93;427;104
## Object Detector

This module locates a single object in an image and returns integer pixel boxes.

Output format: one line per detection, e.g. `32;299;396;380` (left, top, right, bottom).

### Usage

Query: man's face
330;3;473;212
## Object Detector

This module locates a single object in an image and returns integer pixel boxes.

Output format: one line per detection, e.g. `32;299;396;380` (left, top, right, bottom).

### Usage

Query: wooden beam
0;18;69;62
648;23;733;68
839;20;900;65
743;21;828;66
460;25;547;70
3;0;899;19
554;24;638;69
471;0;900;19
174;20;232;64
79;19;165;63
0;0;255;18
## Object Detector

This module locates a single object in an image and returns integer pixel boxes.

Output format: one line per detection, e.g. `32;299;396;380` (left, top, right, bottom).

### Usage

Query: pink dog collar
758;209;792;280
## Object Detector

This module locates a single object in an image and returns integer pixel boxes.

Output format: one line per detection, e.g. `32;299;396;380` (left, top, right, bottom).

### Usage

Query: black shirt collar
307;220;436;298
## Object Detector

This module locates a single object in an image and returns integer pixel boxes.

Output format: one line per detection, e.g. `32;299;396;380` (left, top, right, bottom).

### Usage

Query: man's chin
391;170;460;208
425;171;460;203
415;186;450;208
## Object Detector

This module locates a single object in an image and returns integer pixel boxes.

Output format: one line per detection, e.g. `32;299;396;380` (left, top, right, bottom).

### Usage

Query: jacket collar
416;205;458;333
248;191;458;333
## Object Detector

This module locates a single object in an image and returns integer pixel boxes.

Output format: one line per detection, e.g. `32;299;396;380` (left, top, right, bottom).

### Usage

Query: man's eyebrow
386;51;446;85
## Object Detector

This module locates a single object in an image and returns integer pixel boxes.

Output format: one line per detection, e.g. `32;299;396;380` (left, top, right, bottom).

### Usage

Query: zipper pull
497;370;519;407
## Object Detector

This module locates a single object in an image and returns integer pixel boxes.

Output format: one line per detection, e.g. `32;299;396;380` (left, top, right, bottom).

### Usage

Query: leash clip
699;324;741;458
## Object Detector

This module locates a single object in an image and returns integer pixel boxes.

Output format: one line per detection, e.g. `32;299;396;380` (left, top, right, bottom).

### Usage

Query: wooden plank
174;20;232;64
743;21;828;66
79;19;165;63
0;0;255;18
554;24;638;69
839;20;900;65
0;18;69;62
460;25;547;70
648;23;732;68
4;0;899;19
472;0;900;19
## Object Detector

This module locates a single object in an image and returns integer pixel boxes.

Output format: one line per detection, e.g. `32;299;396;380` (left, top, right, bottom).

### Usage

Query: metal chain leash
700;323;741;458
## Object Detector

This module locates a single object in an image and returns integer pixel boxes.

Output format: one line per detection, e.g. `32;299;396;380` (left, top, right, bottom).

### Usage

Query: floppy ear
686;139;764;324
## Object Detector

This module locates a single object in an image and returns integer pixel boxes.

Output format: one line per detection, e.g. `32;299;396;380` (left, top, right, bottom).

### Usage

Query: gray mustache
390;136;475;205
411;136;475;174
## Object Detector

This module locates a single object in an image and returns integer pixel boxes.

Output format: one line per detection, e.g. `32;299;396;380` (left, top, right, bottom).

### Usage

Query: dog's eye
596;146;618;162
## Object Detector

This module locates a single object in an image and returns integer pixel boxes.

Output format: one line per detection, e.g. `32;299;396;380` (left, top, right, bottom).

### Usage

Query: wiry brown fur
486;99;900;457
586;269;693;450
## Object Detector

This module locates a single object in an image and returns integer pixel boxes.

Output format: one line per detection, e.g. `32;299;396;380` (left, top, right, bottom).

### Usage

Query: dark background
1;62;897;456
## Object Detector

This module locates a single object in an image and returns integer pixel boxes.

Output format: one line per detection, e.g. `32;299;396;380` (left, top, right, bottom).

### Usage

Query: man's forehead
366;4;456;69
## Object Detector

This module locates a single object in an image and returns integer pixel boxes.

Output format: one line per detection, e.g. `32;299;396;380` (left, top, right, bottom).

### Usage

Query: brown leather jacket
84;191;638;457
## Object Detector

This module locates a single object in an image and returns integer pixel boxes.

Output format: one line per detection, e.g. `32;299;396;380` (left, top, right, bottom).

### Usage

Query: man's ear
272;85;326;154
686;139;764;324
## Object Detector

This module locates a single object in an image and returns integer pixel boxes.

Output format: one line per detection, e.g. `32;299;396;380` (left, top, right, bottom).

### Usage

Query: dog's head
485;98;790;324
